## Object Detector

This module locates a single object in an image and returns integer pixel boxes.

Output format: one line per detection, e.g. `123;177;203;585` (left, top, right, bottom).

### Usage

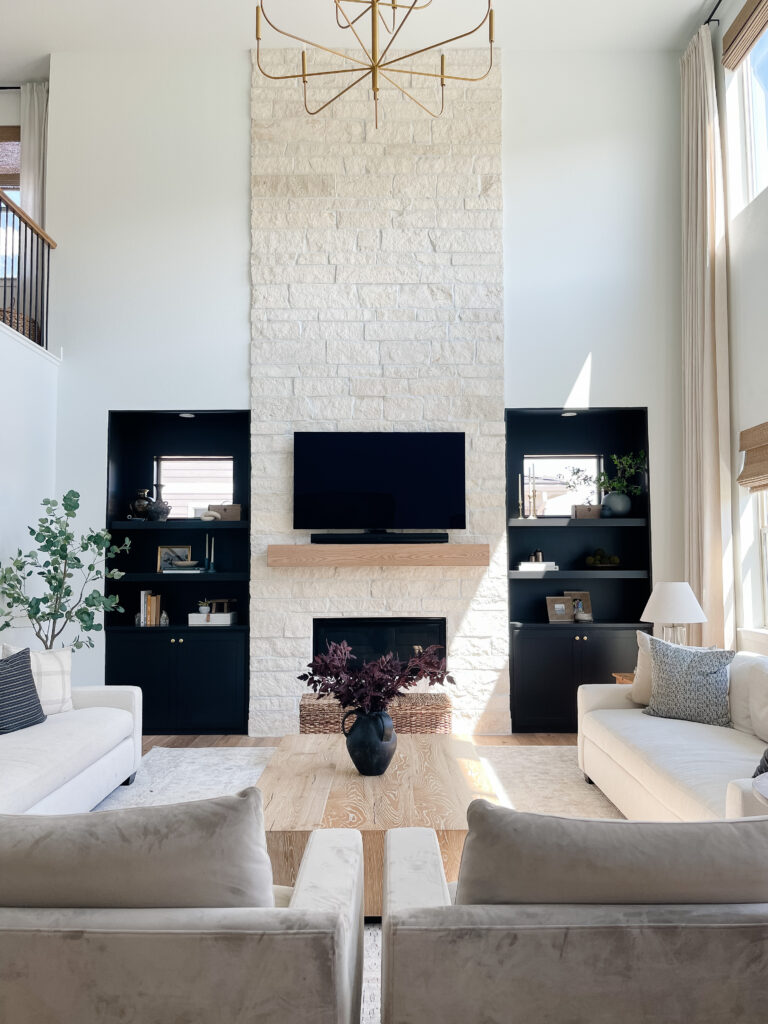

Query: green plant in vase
596;451;646;516
0;491;130;649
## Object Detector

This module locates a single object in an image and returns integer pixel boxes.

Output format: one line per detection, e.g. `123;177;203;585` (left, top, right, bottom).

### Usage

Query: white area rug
94;744;619;1022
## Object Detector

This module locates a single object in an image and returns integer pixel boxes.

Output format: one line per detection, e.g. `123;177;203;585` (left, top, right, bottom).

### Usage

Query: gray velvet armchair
382;826;768;1024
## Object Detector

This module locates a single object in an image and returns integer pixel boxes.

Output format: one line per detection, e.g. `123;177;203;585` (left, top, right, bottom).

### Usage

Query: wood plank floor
143;733;577;755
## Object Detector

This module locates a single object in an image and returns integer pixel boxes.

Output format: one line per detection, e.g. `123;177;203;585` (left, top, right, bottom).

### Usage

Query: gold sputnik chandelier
255;0;494;127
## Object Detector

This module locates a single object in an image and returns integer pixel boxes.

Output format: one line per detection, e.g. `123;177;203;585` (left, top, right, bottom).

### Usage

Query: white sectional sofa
578;651;768;820
0;686;142;814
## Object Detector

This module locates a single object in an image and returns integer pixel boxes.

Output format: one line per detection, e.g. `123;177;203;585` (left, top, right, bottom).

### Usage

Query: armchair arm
71;686;143;771
384;828;452;918
291;829;364;1024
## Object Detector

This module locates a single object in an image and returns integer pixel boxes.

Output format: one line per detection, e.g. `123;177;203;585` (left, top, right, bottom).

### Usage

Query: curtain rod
705;0;725;25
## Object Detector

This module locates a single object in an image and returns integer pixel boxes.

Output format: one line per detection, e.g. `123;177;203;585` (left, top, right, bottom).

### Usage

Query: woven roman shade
723;0;768;70
738;422;768;492
0;125;20;189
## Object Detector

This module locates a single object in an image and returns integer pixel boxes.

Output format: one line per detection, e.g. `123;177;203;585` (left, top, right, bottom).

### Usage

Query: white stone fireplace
249;48;508;735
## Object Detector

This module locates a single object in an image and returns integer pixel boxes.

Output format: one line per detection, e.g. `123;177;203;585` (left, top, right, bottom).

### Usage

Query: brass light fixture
255;0;494;127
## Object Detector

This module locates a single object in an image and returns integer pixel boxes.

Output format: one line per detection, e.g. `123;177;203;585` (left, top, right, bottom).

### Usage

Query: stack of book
516;561;559;572
139;590;162;626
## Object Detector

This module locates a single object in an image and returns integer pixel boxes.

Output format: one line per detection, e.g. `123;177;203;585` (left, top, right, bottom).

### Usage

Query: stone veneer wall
249;47;507;735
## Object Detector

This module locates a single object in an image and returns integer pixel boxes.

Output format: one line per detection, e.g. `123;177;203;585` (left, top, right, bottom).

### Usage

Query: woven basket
299;692;452;735
1;308;40;344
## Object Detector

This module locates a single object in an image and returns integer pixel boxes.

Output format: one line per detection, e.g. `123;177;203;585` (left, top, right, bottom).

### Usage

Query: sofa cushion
747;655;768;742
0;787;274;909
0;706;133;813
583;708;765;818
455;798;768;906
644;637;734;727
0;649;47;736
2;644;73;715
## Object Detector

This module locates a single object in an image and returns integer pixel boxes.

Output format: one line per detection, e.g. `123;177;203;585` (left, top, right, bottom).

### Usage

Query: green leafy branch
561;451;647;500
0;490;130;650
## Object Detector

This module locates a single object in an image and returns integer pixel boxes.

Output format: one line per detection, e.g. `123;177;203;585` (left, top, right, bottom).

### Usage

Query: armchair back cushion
456;799;768;906
0;786;274;908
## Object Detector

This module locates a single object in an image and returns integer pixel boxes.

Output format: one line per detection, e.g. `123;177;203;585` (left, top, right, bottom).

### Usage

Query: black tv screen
293;432;466;531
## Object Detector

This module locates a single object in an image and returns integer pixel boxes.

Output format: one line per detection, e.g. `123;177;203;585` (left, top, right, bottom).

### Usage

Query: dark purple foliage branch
299;640;454;715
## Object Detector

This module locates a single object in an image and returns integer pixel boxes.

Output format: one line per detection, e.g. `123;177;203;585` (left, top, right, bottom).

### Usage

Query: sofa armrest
726;778;768;818
384;828;452;918
578;684;639;771
71;686;143;772
291;829;364;1024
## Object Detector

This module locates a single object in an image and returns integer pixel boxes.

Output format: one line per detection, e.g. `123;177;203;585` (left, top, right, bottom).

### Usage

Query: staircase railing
0;188;56;350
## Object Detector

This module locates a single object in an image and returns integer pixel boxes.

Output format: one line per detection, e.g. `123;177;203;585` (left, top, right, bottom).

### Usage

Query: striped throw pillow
0;649;47;735
1;645;73;715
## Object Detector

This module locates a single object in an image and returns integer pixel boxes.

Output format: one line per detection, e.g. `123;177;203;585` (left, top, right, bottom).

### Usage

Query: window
522;456;601;517
155;456;234;519
0;126;20;280
745;30;768;200
759;491;768;628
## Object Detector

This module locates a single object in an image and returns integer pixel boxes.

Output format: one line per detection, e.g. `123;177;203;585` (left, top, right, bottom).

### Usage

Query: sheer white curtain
19;81;48;227
681;26;734;648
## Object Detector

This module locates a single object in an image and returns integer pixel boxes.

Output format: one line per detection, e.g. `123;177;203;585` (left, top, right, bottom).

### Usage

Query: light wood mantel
267;543;491;568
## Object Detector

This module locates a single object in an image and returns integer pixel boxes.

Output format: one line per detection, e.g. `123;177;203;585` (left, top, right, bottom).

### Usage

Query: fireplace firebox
312;617;447;665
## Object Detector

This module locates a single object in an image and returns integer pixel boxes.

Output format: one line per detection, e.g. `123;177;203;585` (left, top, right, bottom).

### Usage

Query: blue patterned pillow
0;648;47;734
643;635;734;727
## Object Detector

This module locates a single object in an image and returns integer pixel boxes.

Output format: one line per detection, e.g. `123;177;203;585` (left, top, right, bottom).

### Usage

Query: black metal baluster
44;244;50;351
9;211;16;331
35;231;42;345
1;201;6;329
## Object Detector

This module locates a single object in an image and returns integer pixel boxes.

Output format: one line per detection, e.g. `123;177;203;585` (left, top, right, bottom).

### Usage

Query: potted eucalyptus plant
0;491;130;650
596;451;647;516
299;641;453;776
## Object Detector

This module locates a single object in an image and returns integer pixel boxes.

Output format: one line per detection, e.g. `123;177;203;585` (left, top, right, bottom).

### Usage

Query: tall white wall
503;51;684;582
0;326;59;647
45;50;252;683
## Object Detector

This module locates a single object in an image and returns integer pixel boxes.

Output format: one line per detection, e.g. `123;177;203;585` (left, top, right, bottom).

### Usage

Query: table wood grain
257;734;502;915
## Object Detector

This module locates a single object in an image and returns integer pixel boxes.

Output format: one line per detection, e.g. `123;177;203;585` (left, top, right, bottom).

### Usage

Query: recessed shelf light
561;412;578;418
179;413;195;419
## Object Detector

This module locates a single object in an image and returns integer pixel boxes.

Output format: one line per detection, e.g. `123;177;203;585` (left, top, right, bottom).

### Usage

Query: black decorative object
753;749;768;778
146;484;172;522
129;488;152;519
342;709;397;776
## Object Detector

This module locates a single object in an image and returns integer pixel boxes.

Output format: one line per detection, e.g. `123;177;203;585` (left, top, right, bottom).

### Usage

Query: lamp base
661;624;688;646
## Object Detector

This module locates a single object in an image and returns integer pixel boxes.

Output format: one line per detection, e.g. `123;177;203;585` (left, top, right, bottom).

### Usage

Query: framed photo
564;591;592;617
157;545;192;572
546;596;575;623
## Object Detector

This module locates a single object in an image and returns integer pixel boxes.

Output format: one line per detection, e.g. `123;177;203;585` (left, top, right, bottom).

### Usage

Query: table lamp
640;582;707;646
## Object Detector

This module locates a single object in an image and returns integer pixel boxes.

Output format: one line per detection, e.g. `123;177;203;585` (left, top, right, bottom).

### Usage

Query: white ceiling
0;0;712;85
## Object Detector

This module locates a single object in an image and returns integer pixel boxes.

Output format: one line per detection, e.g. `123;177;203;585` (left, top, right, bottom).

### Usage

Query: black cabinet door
511;628;579;732
579;627;645;686
106;632;175;733
174;632;247;733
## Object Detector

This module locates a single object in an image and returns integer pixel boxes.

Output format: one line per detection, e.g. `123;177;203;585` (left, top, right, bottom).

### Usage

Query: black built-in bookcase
105;411;250;734
506;409;653;732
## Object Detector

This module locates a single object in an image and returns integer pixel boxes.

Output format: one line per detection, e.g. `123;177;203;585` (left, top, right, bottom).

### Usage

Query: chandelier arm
304;69;374;116
378;0;420;64
382;48;493;83
379;71;444;118
260;2;369;68
341;0;433;8
380;0;491;69
336;2;370;29
256;44;368;81
333;0;374;62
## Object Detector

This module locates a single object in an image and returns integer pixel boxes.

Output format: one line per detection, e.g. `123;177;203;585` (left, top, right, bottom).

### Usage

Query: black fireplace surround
313;618;447;665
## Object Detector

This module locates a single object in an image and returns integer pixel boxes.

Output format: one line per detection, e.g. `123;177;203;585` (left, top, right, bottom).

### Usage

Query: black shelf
508;570;649;580
508;518;646;528
110;520;249;531
510;621;648;629
120;572;249;584
106;625;249;634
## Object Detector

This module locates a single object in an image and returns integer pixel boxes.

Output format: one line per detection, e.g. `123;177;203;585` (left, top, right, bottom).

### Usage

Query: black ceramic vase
342;709;397;776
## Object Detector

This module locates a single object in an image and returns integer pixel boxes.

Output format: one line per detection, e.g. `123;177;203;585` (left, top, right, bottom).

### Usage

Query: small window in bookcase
155;456;234;519
522;456;601;517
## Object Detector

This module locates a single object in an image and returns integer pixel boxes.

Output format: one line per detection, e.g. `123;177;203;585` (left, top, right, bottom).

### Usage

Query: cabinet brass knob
583;636;589;642
179;638;184;644
574;636;580;641
170;638;176;644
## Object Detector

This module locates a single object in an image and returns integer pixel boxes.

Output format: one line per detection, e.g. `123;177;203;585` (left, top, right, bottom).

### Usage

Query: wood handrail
0;188;57;249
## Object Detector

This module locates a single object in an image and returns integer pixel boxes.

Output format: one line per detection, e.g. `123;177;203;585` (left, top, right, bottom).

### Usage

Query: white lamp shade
641;582;707;625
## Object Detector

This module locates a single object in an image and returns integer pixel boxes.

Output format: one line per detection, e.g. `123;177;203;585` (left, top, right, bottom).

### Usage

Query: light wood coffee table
257;734;503;916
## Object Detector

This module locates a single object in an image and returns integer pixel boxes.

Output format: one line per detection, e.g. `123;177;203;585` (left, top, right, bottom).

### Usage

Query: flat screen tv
293;432;466;531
